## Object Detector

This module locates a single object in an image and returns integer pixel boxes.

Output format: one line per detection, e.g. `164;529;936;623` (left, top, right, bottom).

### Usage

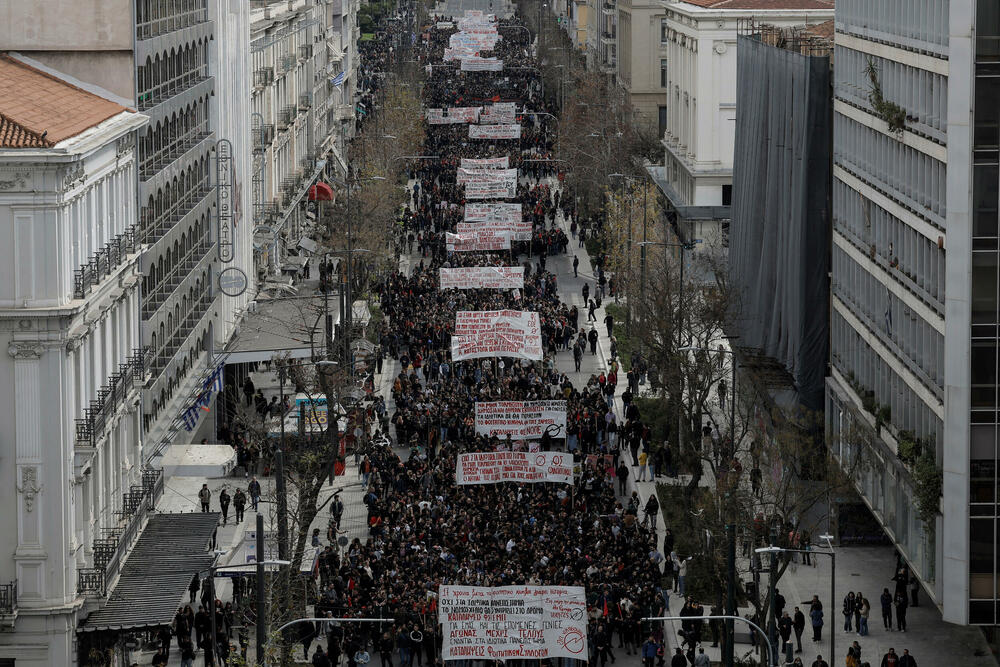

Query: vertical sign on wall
216;139;234;263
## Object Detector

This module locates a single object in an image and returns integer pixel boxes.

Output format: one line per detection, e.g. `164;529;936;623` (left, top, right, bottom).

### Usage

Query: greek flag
203;363;224;393
331;71;346;88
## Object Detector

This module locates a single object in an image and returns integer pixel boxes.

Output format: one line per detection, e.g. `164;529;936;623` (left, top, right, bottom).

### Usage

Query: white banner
457;220;531;241
464;202;522;223
455;451;573;484
480;102;517;124
444;46;479;61
464;180;516;199
474;401;567;440
439;266;524;290
451;310;542;361
469;124;521;140
427;107;482;125
461;57;503;72
445;230;512;252
456;167;517;185
460;156;509;169
436;21;454;28
439;585;588;660
450;32;500;50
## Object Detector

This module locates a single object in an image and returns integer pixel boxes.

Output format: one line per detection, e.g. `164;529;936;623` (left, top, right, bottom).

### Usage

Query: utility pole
255;512;266;665
276;365;289;562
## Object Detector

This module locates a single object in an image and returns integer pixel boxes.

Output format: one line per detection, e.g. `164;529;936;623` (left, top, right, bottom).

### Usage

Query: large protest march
297;8;676;667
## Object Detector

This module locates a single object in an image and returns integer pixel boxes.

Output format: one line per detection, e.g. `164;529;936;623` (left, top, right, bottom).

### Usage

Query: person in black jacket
880;588;893;631
793;606;806;653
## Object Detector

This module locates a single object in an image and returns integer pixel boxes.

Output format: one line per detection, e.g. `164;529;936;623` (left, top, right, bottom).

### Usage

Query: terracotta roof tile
679;0;833;9
0;54;129;148
805;19;835;39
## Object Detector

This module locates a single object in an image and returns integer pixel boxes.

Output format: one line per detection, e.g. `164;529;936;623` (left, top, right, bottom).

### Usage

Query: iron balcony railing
74;350;147;449
0;581;16;615
148;292;214;377
141;237;215;319
139;178;214;246
73;225;139;299
138;122;212;181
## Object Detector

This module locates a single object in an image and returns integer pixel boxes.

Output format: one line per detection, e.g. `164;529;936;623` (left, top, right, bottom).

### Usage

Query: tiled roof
0;55;129;148
680;0;834;9
805;19;835;39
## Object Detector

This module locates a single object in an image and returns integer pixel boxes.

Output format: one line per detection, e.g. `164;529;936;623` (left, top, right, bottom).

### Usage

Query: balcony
300;93;312;110
299;44;314;61
0;580;16;623
74;351;147;449
278;106;295;130
137;66;210;113
136;7;209;40
78;469;163;599
139;123;213;182
74;225;139;300
139;176;214;246
148;292;214;378
601;31;616;43
141;237;215;319
280;53;297;73
255;201;279;226
253;124;275;154
254;66;275;89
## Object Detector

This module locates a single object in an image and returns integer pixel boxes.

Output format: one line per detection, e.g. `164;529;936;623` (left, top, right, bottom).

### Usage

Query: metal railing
255;201;279;226
141;236;214;319
148;292;214;377
77;569;105;598
137;64;209;112
74;351;146;449
139;121;212;181
300;93;312;110
254;66;275;88
253;124;275;154
73;225;139;299
136;5;209;40
139;175;214;245
0;581;16;615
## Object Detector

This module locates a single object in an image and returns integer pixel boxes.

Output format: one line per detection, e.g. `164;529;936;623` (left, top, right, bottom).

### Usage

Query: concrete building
614;0;667;135
0;55;149;666
823;0;1000;626
656;0;833;247
250;0;356;281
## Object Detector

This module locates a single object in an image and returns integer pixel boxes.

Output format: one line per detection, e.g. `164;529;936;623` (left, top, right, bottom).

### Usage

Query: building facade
614;0;666;135
657;0;833;245
823;0;997;624
250;0;356;279
0;55;149;665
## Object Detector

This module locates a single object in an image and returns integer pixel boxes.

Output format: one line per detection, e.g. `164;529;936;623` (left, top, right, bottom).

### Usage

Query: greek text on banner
455;451;573;484
474;400;567;439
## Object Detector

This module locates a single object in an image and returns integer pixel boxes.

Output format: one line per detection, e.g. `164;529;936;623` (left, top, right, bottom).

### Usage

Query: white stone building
0;55;148;666
657;0;833;246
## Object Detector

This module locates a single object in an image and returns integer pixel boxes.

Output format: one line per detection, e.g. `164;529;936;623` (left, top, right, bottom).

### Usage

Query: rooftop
677;0;834;10
0;54;130;148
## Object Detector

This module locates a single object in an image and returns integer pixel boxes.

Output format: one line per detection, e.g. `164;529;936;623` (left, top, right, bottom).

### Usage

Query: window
660;19;668;44
660;58;668;88
658;106;667;138
722;184;732;206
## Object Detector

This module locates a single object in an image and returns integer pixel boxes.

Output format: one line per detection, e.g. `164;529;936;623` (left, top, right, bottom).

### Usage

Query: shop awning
226;293;339;364
308;182;334;201
78;513;221;633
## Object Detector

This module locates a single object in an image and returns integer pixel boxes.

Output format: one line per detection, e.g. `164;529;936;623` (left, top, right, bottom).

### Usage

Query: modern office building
0;54;150;666
823;0;1000;625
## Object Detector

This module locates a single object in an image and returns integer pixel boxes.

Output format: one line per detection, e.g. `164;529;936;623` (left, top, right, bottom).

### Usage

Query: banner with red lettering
463;177;517;200
456;167;517;184
444;46;479;61
427;107;482;124
460;156;509;169
457;220;531;241
445;230;511;252
454;451;573;484
469;124;521;140
479;102;517;124
439;266;525;290
450;32;500;50
460;57;503;72
438;585;588;661
474;400;567;439
464;202;522;223
451;310;542;360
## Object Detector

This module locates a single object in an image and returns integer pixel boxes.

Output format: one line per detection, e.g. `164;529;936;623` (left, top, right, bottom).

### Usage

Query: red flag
602;597;608;618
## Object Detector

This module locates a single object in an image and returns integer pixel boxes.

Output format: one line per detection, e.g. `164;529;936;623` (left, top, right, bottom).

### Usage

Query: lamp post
608;173;632;333
641;615;773;667
756;538;835;667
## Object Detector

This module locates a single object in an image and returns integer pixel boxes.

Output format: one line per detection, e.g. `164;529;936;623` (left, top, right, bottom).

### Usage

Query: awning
645;165;731;221
226;293;339;364
79;513;221;633
309;182;334;201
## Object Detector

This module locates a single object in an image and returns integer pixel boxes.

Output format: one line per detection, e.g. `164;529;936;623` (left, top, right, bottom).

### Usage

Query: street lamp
642;614;773;667
756;538;835;667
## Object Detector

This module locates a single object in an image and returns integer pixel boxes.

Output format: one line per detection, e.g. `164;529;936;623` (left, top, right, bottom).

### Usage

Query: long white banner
464;202;522;223
480;102;517;124
445;230;512;252
452;310;542;360
460;156;509;169
455;451;573;484
474;400;567;439
427;107;481;124
450;33;499;50
469;124;521;140
444;46;478;61
461;57;503;71
464;178;516;200
456;167;518;185
439;585;588;660
440;266;524;290
457;220;531;241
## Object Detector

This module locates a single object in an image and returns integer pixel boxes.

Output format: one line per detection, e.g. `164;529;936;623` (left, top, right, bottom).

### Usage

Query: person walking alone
880;588;893;631
198;484;211;513
218;488;230;525
233;488;246;523
573;255;579;277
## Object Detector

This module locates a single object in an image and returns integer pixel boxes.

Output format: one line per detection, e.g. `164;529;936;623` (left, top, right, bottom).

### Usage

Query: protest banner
460;57;503;72
464;178;516;200
427;107;482;125
439;266;524;290
455;451;573;484
464;202;522;223
460;156;509;169
450;32;499;50
456;167;517;184
456;219;531;241
474;400;567;439
479;102;517;124
451;310;542;361
438;585;588;660
445;230;511;252
436;21;454;28
469;124;521;140
444;47;479;61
